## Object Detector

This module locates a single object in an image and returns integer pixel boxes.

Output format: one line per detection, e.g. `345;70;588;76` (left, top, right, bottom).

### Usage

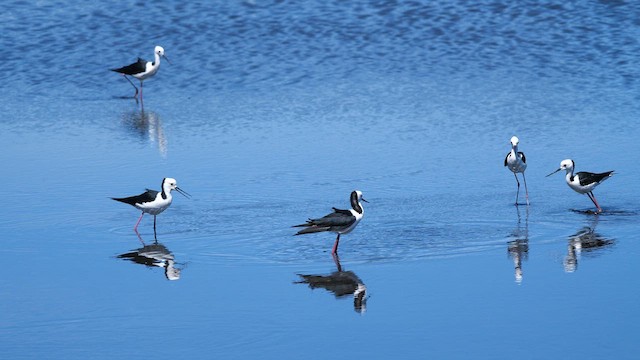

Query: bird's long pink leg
332;234;341;255
133;212;144;232
513;173;520;205
588;192;603;213
522;172;530;205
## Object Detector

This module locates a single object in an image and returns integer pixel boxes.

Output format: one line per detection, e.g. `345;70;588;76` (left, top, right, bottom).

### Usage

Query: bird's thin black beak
163;55;171;65
175;186;191;198
546;168;562;177
361;197;369;203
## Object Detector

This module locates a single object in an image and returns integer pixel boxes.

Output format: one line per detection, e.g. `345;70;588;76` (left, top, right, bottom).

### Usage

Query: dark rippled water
2;1;640;359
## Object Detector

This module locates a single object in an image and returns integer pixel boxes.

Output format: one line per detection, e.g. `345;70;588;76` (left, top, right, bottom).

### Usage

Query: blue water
2;0;640;358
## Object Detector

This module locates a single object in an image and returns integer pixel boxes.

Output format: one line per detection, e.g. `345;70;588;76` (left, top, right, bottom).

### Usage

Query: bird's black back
576;171;614;186
111;58;147;75
112;189;158;206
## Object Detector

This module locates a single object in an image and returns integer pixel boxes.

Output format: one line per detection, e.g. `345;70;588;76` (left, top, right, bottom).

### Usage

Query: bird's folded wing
576;171;613;186
311;212;355;227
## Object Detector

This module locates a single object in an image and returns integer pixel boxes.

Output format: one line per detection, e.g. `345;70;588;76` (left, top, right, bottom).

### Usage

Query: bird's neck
160;188;172;201
565;168;574;181
352;201;363;215
153;52;161;66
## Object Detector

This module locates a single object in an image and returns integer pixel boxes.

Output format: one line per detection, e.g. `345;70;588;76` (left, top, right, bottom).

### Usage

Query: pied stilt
111;46;170;103
112;177;190;238
546;159;613;213
293;190;368;254
504;136;529;205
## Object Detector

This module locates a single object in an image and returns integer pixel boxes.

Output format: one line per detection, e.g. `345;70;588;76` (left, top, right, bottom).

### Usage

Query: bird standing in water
293;190;368;254
112;178;190;238
111;46;170;104
504;136;529;205
546;159;613;214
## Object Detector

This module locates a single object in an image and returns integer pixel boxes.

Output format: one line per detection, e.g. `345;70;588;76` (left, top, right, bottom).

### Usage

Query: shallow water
2;0;640;358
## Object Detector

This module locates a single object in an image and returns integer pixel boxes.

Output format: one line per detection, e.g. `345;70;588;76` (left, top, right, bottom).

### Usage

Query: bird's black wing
504;152;510;166
111;57;147;75
332;207;353;215
307;211;355;227
112;189;158;206
576;171;613;186
518;151;526;163
293;210;356;232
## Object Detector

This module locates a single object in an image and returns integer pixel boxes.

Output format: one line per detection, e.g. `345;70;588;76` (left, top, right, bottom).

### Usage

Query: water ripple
2;0;639;95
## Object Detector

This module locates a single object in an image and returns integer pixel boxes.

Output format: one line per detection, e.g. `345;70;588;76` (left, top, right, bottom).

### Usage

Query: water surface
1;0;640;359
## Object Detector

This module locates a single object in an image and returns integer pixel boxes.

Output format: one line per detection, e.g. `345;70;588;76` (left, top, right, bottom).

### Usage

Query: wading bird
111;46;170;103
112;177;190;238
546;159;613;213
293;190;367;254
504;136;529;205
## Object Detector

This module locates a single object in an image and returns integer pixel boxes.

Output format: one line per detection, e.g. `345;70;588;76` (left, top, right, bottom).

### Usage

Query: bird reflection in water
120;110;167;157
295;254;367;313
564;217;614;273
117;233;182;280
507;206;529;284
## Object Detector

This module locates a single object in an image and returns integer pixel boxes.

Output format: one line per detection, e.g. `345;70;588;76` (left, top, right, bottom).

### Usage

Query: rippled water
2;0;640;359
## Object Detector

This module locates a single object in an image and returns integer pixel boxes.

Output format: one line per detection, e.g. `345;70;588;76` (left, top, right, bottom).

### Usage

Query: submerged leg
587;192;603;213
133;212;144;232
332;233;341;255
513;173;521;205
139;81;145;109
135;230;145;245
332;252;342;272
123;75;139;98
522;172;530;205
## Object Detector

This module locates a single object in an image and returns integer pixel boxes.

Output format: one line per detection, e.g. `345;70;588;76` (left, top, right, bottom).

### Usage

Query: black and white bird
111;46;170;102
293;190;368;254
504;136;529;205
546;159;614;213
112;178;190;237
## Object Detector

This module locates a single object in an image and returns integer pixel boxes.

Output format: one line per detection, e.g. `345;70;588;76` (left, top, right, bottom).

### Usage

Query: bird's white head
559;159;574;171
350;190;368;214
510;136;520;146
352;190;368;203
162;178;190;198
546;159;575;177
163;177;177;190
353;190;368;202
154;46;170;64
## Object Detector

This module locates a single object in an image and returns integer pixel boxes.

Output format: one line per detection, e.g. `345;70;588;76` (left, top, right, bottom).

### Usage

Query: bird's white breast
133;62;159;80
506;151;526;173
566;174;594;194
135;194;172;215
